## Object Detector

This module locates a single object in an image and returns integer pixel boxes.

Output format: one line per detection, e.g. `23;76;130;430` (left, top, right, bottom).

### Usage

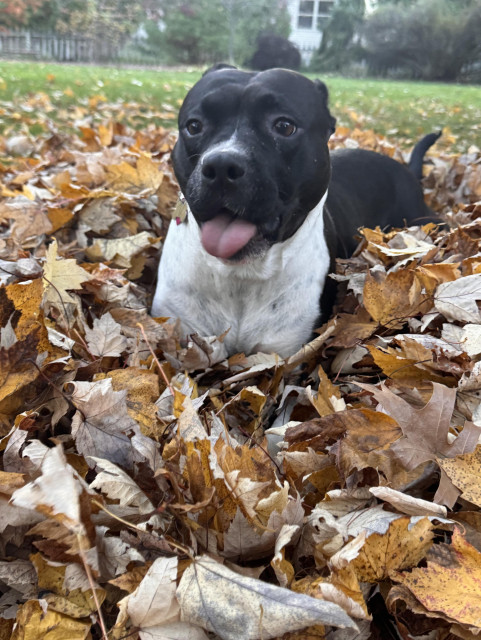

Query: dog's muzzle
190;149;259;260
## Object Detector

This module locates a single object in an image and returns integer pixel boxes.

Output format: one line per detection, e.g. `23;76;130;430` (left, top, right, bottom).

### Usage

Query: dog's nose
201;151;246;184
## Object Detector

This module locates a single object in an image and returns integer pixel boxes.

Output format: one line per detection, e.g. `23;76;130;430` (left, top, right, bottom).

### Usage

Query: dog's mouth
200;209;258;260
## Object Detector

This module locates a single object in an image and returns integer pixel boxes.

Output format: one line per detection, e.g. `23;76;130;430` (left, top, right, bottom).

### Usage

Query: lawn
1;60;481;150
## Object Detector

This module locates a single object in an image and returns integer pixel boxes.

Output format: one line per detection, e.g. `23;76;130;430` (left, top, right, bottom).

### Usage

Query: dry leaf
356;382;481;506
42;238;91;306
438;445;481;508
11;600;91;640
177;555;357;639
69;378;139;470
84;312;127;357
89;456;155;514
335;516;434;582
434;274;481;323
392;528;481;631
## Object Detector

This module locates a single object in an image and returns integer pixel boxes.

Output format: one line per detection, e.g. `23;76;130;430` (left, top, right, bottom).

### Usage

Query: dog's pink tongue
201;215;257;259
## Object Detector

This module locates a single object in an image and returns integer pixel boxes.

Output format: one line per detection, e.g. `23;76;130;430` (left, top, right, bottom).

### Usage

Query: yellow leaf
363;268;430;328
350;516;433;582
11;600;91;640
101;368;161;438
438;445;481;507
32;553;105;618
105;155;163;194
394;528;481;629
43;238;91;305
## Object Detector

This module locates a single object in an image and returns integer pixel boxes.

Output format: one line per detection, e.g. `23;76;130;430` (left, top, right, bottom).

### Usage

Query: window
318;1;334;14
298;0;334;31
298;0;314;28
298;15;313;27
299;1;314;11
316;15;330;29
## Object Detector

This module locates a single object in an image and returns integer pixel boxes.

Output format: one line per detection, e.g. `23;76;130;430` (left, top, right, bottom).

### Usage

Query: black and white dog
151;66;439;357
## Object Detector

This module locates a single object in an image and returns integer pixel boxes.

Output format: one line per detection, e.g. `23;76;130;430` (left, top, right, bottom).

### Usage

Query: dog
151;65;439;357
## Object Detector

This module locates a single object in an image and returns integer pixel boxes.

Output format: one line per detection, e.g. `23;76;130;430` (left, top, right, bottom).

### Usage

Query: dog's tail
408;131;442;181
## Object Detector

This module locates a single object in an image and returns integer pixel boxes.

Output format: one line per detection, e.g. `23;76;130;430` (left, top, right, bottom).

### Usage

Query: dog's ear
314;79;337;137
203;63;237;76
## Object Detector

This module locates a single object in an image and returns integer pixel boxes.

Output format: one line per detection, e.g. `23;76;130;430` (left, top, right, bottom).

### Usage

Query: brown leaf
331;408;401;479
363;267;430;328
84;312;127;357
0;328;39;406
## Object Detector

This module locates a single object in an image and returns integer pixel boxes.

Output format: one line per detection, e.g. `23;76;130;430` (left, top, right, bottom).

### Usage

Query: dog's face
172;66;336;261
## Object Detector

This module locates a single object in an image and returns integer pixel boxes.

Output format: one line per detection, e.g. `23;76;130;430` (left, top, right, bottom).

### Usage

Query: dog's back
327;134;439;258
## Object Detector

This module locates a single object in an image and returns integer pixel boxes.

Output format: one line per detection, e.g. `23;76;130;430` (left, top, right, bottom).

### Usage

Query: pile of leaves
1;98;481;640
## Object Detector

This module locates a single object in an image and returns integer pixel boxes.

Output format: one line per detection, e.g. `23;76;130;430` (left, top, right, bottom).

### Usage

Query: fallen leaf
434;273;481;323
356;382;481;505
84;312;127;357
392;528;481;630
177;555;357;639
335;516;434;582
42;238;91;306
438;445;481;508
89;456;155;514
11;599;91;640
363;267;430;328
69;378;140;470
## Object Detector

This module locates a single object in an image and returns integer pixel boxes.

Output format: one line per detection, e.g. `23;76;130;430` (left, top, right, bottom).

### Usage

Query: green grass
320;75;481;150
1;60;481;150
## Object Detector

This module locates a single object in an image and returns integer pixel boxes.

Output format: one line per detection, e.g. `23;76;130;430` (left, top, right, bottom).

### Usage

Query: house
286;0;335;65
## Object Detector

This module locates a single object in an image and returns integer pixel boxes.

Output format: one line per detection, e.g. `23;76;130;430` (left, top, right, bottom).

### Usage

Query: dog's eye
185;119;203;136
273;118;297;137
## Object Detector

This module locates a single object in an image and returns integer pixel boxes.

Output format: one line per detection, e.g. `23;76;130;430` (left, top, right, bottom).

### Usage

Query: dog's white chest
151;198;330;357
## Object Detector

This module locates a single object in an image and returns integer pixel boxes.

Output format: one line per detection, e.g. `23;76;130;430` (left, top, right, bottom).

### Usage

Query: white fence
0;30;120;63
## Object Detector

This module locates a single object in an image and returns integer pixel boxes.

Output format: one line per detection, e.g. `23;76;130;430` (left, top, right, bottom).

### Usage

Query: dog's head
172;66;336;261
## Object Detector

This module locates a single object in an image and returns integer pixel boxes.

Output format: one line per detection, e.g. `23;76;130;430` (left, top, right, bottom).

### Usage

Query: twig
77;535;108;640
136;322;175;396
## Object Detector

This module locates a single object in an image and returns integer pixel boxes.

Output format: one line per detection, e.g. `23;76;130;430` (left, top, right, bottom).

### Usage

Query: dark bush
250;33;301;71
363;0;481;81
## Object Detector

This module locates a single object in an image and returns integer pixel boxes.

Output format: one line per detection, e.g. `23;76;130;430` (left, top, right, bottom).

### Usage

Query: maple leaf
89;457;154;514
115;556;209;640
363;266;430;328
69;378;140;470
356;382;481;506
333;517;434;583
434;273;481;323
85;231;157;270
105;154;164;194
12;600;92;640
95;526;144;580
31;552;106;618
0;558;37;600
42;238;91;306
10;445;95;554
391;528;481;631
0;328;39;405
438;445;481;508
84;312;127;357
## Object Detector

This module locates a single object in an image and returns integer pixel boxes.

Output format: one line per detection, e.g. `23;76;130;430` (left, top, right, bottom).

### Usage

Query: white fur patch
151;192;330;357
